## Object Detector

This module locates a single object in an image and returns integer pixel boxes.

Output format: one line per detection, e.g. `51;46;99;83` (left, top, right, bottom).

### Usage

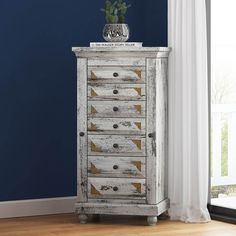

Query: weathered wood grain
72;47;171;59
87;101;145;118
75;199;169;216
88;57;145;66
87;198;146;204
156;58;168;203
88;135;146;156
73;47;171;53
88;118;146;135
88;67;145;84
146;58;157;204
88;84;145;101
88;177;146;199
146;58;168;204
88;156;145;178
77;58;88;203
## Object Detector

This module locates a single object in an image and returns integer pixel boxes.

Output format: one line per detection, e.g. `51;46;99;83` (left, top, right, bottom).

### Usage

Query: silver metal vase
103;24;130;42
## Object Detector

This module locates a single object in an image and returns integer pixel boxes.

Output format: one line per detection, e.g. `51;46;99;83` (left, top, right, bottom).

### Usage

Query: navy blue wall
0;0;167;201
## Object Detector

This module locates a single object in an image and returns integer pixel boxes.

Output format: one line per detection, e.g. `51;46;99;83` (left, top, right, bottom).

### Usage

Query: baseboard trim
0;196;77;219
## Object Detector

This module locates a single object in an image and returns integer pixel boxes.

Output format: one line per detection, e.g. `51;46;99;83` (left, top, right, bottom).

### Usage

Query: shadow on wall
0;0;167;201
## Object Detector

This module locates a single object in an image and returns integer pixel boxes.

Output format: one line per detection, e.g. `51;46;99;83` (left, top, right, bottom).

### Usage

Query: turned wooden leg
147;216;158;226
78;214;88;224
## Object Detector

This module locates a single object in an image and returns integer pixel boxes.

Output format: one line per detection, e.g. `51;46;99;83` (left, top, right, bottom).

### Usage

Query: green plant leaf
114;15;118;23
118;15;125;23
102;0;130;23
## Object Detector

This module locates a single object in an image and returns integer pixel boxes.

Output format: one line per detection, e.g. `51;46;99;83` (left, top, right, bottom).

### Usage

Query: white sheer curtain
168;0;211;222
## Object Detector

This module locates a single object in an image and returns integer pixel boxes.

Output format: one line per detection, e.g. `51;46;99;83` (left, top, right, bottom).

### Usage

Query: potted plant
101;0;131;42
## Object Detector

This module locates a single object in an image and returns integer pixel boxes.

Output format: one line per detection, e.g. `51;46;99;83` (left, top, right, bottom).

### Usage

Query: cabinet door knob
113;107;119;112
113;186;118;191
113;144;119;148
79;132;85;137
113;72;119;77
113;124;118;129
113;165;119;170
113;89;118;94
148;133;153;138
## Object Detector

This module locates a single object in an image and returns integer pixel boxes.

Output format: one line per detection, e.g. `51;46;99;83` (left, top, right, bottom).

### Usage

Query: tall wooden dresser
72;46;170;226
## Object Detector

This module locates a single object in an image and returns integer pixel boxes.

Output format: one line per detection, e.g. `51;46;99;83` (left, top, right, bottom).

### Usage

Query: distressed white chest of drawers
72;46;170;226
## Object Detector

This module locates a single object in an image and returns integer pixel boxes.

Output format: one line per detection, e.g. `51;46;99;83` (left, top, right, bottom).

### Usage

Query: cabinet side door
146;58;168;204
77;58;88;203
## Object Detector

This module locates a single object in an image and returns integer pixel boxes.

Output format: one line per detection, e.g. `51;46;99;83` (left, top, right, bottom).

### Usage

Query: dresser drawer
88;58;145;67
88;135;146;156
88;177;146;199
88;118;145;135
88;101;145;118
88;84;145;101
88;156;145;178
88;67;145;83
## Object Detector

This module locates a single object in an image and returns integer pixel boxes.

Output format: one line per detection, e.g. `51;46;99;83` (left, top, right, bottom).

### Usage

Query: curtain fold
168;0;211;223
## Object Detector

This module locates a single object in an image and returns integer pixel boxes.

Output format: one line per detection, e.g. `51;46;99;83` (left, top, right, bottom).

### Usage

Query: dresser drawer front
88;67;145;83
88;58;145;67
88;118;145;135
88;178;146;199
88;156;145;178
88;101;145;118
88;135;146;156
88;84;145;101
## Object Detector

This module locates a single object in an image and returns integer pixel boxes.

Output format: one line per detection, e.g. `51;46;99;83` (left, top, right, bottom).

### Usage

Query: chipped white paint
88;101;145;118
146;58;158;204
88;118;146;135
146;58;168;204
87;198;146;204
72;46;170;225
156;58;168;203
88;177;146;199
88;67;145;84
88;84;145;101
88;58;145;66
76;58;88;203
75;199;169;216
72;47;171;59
88;135;146;156
88;156;145;178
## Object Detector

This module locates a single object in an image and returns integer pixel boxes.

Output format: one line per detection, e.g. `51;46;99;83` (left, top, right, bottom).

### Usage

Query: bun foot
147;216;158;226
78;214;88;224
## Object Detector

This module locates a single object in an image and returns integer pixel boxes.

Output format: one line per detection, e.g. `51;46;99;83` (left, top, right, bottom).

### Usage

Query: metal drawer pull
113;89;118;94
113;107;119;112
113;186;118;191
113;144;119;148
113;72;119;77
79;132;85;137
113;124;118;129
113;165;119;170
148;133;153;138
